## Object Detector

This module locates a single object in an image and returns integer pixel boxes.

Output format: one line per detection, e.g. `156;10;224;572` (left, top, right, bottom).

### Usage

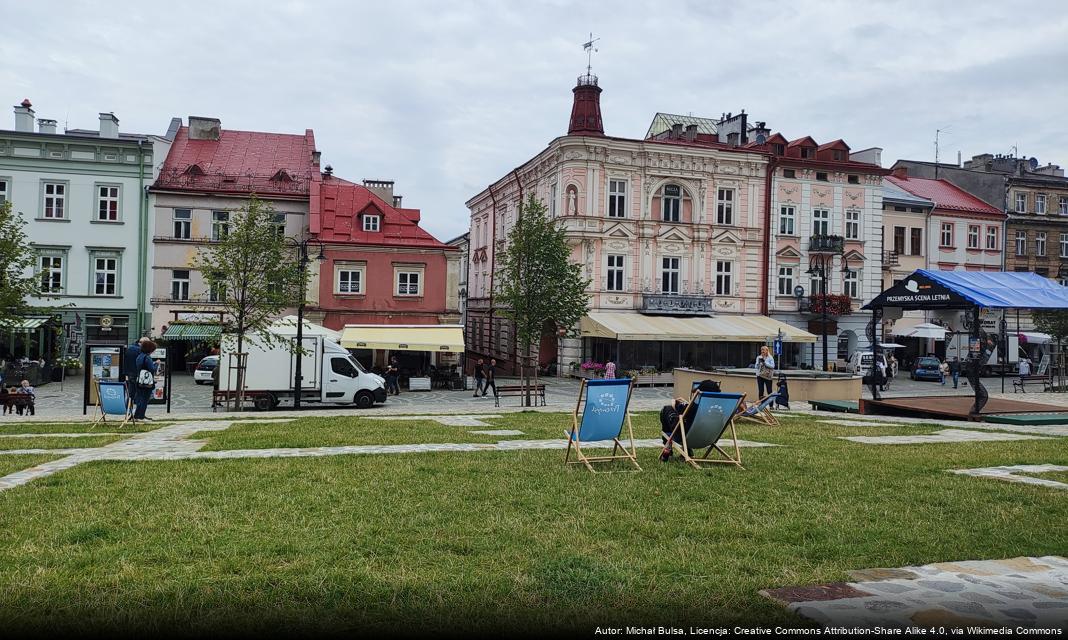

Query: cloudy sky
4;0;1067;240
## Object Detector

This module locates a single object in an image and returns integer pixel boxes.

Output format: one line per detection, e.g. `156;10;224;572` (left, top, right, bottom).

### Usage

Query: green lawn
0;413;1065;634
0;421;162;435
0;435;126;451
1020;469;1068;484
0;455;62;477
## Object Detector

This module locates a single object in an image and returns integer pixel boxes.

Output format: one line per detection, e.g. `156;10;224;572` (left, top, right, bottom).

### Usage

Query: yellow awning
340;324;465;352
580;312;817;343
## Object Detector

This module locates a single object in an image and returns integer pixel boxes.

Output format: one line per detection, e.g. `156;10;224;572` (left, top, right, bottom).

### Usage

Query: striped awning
3;317;50;332
162;323;222;341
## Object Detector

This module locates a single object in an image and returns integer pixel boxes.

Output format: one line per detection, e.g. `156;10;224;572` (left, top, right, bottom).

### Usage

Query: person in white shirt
754;346;775;398
1018;358;1031;377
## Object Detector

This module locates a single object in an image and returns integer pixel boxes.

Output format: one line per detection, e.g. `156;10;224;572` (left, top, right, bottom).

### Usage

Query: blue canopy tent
863;270;1068;414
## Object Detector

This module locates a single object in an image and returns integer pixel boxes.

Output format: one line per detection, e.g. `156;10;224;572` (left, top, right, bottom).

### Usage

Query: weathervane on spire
582;32;600;76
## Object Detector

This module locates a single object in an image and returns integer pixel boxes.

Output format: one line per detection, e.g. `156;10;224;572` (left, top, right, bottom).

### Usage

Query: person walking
122;337;147;413
384;359;400;396
131;341;159;423
754;346;775;399
888;354;898;379
949;356;962;389
472;358;486;397
604;360;616;380
939;359;948;386
482;358;498;399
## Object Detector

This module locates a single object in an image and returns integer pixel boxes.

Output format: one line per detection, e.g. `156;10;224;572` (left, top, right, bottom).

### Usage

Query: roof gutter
760;156;775;315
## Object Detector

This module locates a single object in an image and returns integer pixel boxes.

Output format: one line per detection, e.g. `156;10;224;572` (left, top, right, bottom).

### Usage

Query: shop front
339;324;466;390
579;312;816;373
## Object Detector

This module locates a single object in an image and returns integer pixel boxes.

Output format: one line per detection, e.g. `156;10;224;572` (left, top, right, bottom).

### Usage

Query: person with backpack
131;340;159;423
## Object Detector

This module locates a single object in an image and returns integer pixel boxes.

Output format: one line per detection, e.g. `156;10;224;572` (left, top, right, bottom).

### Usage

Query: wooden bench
0;393;35;415
493;384;546;407
1013;375;1053;393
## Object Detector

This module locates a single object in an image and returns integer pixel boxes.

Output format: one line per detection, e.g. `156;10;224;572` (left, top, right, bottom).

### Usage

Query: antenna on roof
582;32;600;76
934;126;951;179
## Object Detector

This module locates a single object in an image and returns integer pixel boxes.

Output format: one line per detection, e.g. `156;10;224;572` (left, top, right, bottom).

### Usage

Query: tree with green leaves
1032;310;1068;344
192;196;306;407
0;201;44;331
496;194;590;405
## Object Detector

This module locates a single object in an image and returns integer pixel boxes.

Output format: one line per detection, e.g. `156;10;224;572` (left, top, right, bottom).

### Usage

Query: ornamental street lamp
805;255;850;372
286;237;326;410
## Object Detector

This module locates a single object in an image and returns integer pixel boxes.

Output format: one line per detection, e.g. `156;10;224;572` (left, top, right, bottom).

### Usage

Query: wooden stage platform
860;395;1068;422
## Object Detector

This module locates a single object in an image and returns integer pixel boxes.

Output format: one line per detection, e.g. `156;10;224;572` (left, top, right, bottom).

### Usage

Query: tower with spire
568;34;604;136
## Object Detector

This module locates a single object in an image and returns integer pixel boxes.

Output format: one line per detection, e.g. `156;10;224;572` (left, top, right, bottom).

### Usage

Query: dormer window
800;147;815;159
772;143;785;155
183;164;205;177
363;215;380;232
832;150;845;161
270;169;294;183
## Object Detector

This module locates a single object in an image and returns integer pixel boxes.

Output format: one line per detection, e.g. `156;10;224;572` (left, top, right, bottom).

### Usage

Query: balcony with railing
640;294;713;316
809;234;845;254
150;293;224;305
801;293;854;316
882;250;900;269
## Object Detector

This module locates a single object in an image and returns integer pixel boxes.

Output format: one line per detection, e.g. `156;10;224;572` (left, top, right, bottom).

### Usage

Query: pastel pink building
465;74;813;375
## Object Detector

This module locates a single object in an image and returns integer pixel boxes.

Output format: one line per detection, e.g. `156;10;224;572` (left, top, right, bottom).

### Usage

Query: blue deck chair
92;379;131;429
738;393;780;426
665;390;746;470
564;378;641;472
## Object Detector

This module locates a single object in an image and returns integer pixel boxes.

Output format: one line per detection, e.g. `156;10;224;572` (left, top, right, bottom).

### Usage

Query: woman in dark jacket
131;340;159;422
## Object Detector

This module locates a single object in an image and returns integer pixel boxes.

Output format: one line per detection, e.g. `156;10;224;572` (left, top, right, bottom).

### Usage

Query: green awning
162;323;222;341
2;317;50;332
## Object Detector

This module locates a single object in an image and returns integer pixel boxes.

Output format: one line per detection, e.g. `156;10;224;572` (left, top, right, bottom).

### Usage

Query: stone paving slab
468;429;525;436
950;464;1068;491
820;420;913;428
841;429;1051;445
364;414;504;427
761;556;1068;629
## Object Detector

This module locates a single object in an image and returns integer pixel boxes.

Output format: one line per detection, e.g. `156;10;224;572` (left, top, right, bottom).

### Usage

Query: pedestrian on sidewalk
482;358;498;399
939;359;948;386
949;357;961;389
132;340;159;423
604;360;616;380
385;357;400;396
472;358;485;397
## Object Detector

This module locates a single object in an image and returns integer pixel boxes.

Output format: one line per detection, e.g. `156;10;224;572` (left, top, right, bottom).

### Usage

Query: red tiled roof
313;177;451;249
787;136;817;148
886;175;1003;215
817;139;849;151
154;125;317;196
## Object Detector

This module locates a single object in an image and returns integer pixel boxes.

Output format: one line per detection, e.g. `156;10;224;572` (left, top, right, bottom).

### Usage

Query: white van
848;351;888;375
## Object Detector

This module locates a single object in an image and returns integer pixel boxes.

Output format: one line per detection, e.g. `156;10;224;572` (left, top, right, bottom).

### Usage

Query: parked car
847;351;887;375
910;356;943;381
193;356;219;385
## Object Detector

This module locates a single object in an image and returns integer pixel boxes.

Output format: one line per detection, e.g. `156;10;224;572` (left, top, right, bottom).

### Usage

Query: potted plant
62;357;83;376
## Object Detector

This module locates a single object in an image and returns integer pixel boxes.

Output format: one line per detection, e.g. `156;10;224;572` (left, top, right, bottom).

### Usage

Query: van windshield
348;357;366;374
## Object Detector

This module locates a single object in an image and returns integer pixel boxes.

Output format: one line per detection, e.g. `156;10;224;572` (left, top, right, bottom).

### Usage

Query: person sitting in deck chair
663;388;747;470
659;379;719;462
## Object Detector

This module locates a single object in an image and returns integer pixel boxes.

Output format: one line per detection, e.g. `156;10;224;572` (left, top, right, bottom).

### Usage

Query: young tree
496;194;590;404
192;196;306;408
0;201;44;330
1033;310;1068;344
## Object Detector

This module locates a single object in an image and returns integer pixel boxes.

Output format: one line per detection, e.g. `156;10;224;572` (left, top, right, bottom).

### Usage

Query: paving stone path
364;414;504;427
762;556;1068;629
950;464;1068;491
841;429;1051;445
468;429;525;436
0;418;777;493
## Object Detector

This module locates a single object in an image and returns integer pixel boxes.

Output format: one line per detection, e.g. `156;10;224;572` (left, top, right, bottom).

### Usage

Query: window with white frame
606;254;624;291
715;260;733;296
810;274;822;297
96;185;119;221
812;209;830;236
843;269;859;299
777;266;795;296
986;226;998;250
362;214;380;232
42;182;66;219
549;183;557;218
173;209;191;239
270;212;287;237
661;185;681;222
336;265;365;294
779;206;795;235
208;277;226;303
1037;232;1047;256
661;257;680;293
607;180;626;218
91;252;120;296
1016;231;1026;256
211;211;229;241
716;188;734;225
171;269;190;301
38;251;65;293
1015;192;1027;213
845;209;860;240
941;222;954;247
0;178;8;204
1060;196;1068;215
1036;194;1047;215
967;225;980;249
395;269;422;296
1061;233;1068;259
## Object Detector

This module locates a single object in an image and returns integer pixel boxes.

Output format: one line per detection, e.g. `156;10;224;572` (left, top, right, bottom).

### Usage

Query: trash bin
50;366;64;382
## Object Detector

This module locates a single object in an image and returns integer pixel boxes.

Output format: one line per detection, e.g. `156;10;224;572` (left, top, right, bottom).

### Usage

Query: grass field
0;412;1065;634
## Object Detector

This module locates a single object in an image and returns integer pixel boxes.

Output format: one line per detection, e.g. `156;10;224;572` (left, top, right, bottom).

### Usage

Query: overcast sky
4;0;1067;240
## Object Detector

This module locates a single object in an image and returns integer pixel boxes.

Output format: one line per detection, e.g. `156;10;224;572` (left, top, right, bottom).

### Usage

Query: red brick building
307;173;461;371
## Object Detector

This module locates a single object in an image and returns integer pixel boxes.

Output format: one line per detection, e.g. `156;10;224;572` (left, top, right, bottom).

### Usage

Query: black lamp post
806;257;831;371
287;237;326;410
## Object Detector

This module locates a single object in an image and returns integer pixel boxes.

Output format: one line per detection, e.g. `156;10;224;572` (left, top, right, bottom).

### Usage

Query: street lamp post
806;256;831;371
287;237;325;410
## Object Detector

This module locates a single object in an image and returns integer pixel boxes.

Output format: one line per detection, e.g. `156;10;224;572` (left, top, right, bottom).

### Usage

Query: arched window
661;184;681;222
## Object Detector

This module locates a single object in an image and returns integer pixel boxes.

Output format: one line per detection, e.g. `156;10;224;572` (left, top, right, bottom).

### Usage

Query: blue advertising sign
98;380;129;416
575;379;631;442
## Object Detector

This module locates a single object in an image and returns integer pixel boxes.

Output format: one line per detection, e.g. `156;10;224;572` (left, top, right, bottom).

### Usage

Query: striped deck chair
665;390;746;470
738;393;780;426
564;378;641;472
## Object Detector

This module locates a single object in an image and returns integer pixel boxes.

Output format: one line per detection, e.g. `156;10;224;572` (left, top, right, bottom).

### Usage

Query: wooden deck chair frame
666;389;746;470
564;378;641;472
738;393;780;426
91;379;132;430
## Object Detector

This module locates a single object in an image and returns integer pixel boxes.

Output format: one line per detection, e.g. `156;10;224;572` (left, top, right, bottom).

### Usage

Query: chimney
567;74;604;136
37;118;57;134
188;116;221;141
669;123;683;139
99;112;119;138
684;124;698;142
892;166;908;179
393;195;403;208
363;179;394;203
14;99;34;132
727;132;740;147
